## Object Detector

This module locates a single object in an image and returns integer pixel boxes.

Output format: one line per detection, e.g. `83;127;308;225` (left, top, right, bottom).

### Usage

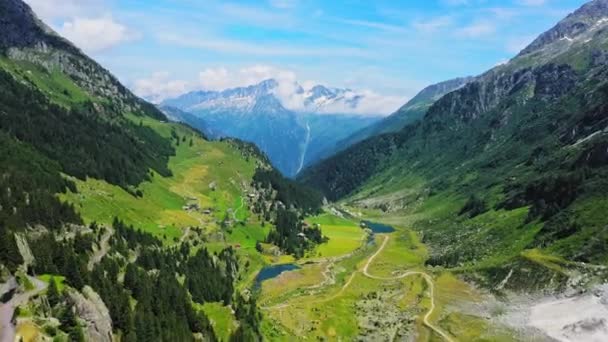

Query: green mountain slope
300;113;382;169
300;0;608;287
333;77;472;153
0;1;323;341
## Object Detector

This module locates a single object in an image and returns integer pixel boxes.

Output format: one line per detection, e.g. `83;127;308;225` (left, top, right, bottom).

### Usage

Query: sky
25;0;589;115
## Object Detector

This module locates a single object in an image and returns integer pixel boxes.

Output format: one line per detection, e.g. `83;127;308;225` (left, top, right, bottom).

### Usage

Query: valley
256;209;517;341
162;81;384;177
1;0;608;341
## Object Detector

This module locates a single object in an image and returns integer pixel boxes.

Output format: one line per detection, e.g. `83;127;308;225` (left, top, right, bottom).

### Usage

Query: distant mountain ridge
162;78;376;116
162;80;383;176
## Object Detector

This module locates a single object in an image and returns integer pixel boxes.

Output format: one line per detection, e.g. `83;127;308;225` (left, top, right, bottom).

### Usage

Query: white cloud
25;0;138;53
198;65;298;91
456;21;497;38
25;0;104;21
269;0;298;9
516;0;547;6
313;90;405;116
58;16;140;53
157;33;373;58
133;65;300;103
133;72;193;104
333;18;407;33
442;0;470;6
412;16;453;33
133;65;403;115
219;3;294;28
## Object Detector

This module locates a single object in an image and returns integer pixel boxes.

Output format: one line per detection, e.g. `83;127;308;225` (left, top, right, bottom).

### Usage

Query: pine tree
47;277;61;307
0;229;23;272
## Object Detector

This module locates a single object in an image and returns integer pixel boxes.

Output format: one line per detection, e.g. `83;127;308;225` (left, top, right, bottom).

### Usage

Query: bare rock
14;233;34;268
67;286;113;342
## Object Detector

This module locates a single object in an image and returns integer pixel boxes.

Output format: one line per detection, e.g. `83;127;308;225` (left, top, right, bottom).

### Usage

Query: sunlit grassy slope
59;114;258;242
305;213;365;258
197;302;237;341
0;57;92;106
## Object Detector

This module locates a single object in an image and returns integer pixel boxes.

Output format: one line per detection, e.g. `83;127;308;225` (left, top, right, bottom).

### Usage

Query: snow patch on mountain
161;78;402;116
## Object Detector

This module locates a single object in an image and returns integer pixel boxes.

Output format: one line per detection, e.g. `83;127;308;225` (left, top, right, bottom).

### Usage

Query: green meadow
59;116;258;243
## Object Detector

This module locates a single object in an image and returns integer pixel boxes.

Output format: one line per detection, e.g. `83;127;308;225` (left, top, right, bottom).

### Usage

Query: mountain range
162;80;384;176
302;0;608;281
3;0;608;340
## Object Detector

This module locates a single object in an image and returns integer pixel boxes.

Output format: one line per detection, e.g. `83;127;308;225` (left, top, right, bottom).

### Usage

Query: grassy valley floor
256;209;520;341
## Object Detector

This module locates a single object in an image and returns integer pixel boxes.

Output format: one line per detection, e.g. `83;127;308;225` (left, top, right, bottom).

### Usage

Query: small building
297;232;306;239
183;203;200;211
360;222;367;228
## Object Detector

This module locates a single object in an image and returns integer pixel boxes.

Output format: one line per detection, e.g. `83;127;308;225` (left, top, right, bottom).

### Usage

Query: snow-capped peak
162;78;402;116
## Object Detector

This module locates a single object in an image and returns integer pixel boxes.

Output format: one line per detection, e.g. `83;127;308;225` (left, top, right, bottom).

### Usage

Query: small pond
254;264;300;289
362;221;396;233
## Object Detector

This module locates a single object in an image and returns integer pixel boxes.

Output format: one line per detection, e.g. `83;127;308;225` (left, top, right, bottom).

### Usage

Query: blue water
254;264;300;289
362;221;396;233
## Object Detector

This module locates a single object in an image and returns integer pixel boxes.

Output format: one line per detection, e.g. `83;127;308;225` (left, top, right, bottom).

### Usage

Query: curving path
264;234;455;342
0;276;47;342
232;197;245;222
362;235;455;342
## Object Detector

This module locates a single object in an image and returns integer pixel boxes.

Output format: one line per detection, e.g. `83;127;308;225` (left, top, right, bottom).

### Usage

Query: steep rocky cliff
0;0;164;119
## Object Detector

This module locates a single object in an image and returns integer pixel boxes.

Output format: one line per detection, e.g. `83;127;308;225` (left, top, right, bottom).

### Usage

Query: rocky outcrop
14;233;34;268
520;0;608;56
425;63;577;128
0;0;76;52
0;0;166;120
67;286;113;342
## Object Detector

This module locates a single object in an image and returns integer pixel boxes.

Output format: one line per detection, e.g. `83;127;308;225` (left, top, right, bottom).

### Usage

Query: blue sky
26;0;589;114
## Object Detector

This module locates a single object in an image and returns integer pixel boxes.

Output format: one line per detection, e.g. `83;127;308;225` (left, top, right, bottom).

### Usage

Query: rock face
426;64;577;127
520;0;608;56
14;233;34;268
0;0;74;51
68;286;113;342
0;0;165;120
332;77;473;158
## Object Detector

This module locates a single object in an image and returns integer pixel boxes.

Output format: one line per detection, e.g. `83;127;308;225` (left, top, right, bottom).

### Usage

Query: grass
16;271;34;291
259;207;523;341
198;302;237;341
260;215;429;340
304;213;366;259
59;118;258;242
0;57;92;107
38;274;66;291
363;231;427;278
259;263;326;304
521;249;570;274
15;321;40;342
227;223;270;249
